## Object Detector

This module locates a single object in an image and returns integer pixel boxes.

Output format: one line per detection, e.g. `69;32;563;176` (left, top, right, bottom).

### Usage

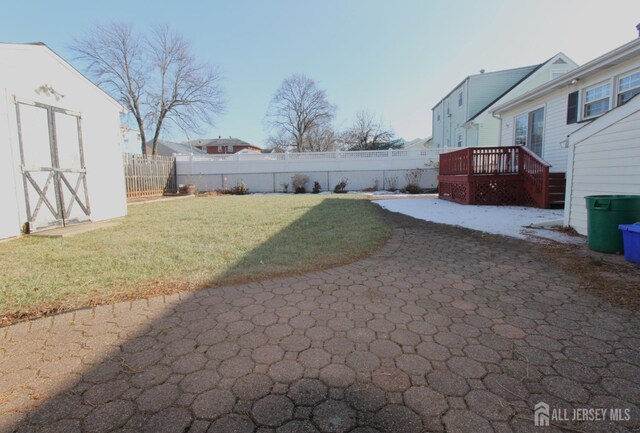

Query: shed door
16;101;90;232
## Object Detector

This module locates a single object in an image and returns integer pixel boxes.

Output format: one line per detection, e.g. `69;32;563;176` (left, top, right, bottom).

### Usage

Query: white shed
564;95;640;235
0;42;127;240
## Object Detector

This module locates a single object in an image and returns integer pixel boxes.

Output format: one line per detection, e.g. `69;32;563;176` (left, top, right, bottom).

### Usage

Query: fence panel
123;153;177;199
174;148;457;193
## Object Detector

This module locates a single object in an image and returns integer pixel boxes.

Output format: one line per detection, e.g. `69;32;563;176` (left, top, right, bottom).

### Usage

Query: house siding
498;56;640;173
566;110;640;235
466;67;535;119
441;55;576;149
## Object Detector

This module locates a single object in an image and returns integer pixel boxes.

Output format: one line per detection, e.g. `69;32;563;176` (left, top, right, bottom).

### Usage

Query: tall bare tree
343;110;394;150
266;74;335;152
72;23;225;155
305;123;339;152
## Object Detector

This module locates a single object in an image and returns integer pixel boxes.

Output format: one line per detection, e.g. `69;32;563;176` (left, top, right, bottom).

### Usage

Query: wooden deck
438;146;564;209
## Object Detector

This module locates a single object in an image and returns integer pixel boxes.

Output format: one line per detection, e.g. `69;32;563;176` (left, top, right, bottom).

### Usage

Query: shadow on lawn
4;197;411;433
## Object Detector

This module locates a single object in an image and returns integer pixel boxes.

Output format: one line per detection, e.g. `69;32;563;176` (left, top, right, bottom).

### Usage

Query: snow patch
374;197;583;244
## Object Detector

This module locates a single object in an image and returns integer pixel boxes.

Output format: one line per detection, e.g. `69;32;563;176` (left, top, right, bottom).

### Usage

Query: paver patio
1;211;639;433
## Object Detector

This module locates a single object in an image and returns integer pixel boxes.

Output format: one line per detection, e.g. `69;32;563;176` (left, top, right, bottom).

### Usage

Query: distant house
153;140;206;156
432;54;577;149
0;42;127;240
491;36;640;173
404;137;433;149
187;137;261;155
121;127;145;154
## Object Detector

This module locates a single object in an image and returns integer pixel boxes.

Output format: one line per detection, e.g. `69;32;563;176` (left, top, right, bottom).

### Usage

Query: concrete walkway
1;213;639;433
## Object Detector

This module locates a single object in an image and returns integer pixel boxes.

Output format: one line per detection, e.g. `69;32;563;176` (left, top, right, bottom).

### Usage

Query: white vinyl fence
175;148;449;193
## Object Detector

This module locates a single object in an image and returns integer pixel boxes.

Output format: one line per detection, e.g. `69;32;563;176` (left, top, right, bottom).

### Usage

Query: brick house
187;137;261;155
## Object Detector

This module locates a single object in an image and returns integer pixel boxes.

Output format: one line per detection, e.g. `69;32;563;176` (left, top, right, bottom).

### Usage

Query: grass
0;195;389;324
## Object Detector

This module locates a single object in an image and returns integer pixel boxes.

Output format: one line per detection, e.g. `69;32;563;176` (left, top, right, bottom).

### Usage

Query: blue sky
2;0;640;147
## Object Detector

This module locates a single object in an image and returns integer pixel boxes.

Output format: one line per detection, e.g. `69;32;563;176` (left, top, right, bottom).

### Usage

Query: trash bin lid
619;223;640;233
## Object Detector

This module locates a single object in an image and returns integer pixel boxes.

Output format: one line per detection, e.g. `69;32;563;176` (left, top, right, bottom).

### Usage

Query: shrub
385;176;398;192
334;178;348;194
292;174;309;194
281;183;289;193
404;184;422;194
179;184;197;195
312;181;322;194
404;169;424;194
231;181;250;195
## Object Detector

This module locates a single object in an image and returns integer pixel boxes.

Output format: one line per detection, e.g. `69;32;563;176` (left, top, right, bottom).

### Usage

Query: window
514;114;528;146
217;145;223;152
617;71;640;106
437;112;440;121
566;91;579;124
458;92;463;107
583;82;610;119
550;70;567;80
457;133;462;147
227;145;233;152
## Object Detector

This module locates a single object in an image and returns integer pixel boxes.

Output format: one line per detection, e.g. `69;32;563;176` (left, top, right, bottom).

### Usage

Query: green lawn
0;195;389;324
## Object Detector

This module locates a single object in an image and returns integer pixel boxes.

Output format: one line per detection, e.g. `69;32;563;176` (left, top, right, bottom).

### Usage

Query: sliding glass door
528;108;544;157
513;107;544;157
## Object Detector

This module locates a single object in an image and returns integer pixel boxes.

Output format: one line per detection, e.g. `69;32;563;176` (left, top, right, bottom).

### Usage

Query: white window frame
582;81;611;120
550;70;566;80
513;113;528;146
217;145;223;152
456;132;463;147
458;92;463;107
512;104;546;157
616;69;640;106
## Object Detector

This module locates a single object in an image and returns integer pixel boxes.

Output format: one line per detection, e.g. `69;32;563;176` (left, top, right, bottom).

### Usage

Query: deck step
546;172;566;209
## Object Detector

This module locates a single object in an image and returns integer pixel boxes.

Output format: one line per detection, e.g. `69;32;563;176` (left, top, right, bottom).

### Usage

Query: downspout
563;135;576;228
491;112;502;146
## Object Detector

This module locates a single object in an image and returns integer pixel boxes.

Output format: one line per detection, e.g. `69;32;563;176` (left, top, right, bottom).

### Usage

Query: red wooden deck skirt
438;147;550;208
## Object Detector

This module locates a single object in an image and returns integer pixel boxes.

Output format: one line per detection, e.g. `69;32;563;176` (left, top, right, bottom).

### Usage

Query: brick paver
1;213;640;433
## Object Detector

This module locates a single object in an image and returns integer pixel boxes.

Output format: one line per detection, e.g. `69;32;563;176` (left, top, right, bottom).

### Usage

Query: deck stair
547;172;566;208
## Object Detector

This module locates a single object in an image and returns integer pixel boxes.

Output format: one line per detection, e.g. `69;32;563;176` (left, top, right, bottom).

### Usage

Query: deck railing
438;146;551;208
440;146;521;176
520;147;550;209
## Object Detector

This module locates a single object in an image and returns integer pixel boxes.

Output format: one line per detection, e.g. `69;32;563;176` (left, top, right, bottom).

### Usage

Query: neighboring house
404;137;434;149
491;36;640;174
187;137;262;155
0;42;127;240
563;93;640;235
432;55;577;149
153;139;206;156
120;127;144;154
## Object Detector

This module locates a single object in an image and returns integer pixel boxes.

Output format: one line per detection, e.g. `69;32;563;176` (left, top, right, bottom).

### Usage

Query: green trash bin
585;195;640;253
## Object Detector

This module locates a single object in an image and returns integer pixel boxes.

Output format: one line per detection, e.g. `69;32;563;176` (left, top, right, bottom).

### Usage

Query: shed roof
0;42;124;111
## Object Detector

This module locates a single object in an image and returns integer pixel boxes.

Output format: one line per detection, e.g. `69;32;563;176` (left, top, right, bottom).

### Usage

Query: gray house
432;54;577;149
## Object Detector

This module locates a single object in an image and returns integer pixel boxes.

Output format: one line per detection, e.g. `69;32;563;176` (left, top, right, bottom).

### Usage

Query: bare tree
72;23;225;155
266;74;336;152
343;110;394;151
304;123;339;152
